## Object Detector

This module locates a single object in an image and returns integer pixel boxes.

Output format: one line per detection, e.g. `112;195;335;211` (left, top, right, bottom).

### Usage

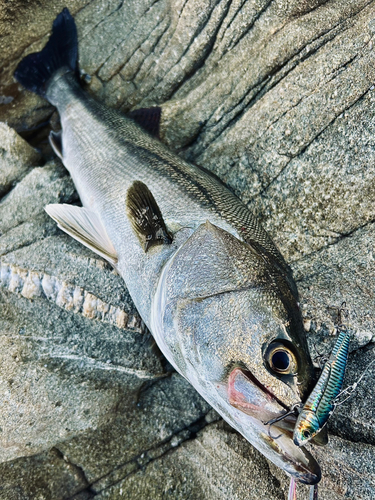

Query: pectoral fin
45;204;118;265
126;180;172;252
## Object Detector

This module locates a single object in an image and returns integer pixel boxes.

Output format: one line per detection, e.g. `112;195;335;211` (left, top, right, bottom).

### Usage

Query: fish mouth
228;366;296;431
227;367;321;485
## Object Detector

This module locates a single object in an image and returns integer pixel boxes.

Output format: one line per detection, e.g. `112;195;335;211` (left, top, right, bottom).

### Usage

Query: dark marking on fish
126;180;172;252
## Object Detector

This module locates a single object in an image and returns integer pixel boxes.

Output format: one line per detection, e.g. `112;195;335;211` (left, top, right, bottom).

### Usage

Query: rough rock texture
1;0;375;498
0;123;41;197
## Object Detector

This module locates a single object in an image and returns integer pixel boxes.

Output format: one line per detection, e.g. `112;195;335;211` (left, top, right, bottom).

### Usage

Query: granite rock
0;123;41;198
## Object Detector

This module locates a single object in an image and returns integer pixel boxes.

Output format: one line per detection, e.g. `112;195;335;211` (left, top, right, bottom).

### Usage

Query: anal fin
45;204;118;266
126;181;172;252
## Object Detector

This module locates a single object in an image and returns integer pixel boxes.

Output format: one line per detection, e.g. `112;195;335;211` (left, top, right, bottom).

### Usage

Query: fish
293;331;350;447
14;8;321;484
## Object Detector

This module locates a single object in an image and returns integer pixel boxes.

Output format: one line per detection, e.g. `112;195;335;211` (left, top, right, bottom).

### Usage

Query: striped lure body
293;331;350;446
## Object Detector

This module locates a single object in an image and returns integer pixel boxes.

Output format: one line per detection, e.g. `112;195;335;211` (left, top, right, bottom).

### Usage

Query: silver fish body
14;9;321;484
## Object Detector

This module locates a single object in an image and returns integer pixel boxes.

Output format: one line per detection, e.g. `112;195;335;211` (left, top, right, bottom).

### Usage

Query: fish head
153;221;320;482
152;221;320;483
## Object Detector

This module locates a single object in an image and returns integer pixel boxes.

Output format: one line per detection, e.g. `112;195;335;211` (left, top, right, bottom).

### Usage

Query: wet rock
0;161;76;234
313;435;375;500
0;287;164;463
1;0;375;499
253;89;375;261
0;374;211;499
56;374;211;486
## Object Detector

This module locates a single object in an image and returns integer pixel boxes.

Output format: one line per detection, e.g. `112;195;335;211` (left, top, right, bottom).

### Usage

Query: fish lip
288;459;321;485
227;366;298;432
227;367;321;485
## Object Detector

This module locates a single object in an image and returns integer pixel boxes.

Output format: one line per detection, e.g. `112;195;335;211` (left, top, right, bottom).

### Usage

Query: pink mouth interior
227;367;296;430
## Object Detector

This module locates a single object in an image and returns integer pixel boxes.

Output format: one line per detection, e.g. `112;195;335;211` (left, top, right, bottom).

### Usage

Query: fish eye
271;350;290;371
265;341;297;375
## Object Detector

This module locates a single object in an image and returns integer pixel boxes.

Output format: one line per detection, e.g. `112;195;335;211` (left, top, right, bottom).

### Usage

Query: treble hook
264;403;302;440
264;403;302;426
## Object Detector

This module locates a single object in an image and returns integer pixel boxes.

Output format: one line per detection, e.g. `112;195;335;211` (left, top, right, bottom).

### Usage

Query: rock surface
1;0;375;499
0;123;41;197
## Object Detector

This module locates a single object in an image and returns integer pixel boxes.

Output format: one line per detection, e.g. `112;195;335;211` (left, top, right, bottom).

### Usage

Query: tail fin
14;8;79;97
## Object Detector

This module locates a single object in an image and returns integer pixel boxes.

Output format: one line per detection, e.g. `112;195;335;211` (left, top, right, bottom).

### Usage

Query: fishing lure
293;331;350;447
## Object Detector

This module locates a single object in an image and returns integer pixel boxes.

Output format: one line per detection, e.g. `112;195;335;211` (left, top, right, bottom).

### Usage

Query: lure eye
265;342;297;375
302;429;311;439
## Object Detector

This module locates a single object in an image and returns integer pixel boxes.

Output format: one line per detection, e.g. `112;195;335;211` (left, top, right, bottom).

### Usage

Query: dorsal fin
127;107;161;138
126;180;172;252
45;204;118;266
